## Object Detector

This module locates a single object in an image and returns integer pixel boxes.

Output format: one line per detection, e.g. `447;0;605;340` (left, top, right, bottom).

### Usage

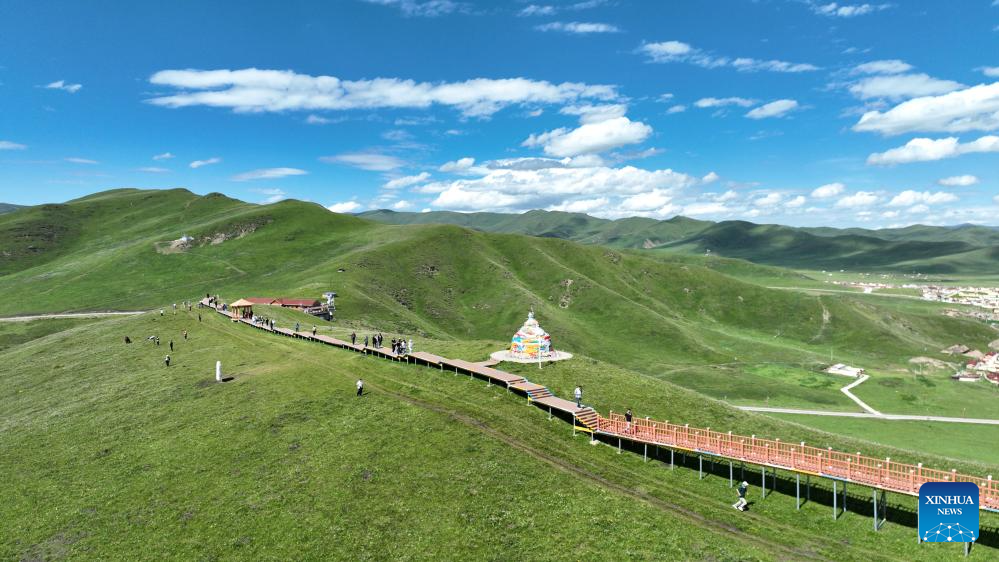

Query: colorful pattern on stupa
509;310;552;360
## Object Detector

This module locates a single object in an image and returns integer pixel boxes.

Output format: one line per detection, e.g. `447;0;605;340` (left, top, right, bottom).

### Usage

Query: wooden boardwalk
201;299;999;513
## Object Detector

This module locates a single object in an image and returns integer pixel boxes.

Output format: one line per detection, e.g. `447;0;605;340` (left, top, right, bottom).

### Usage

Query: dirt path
0;311;146;322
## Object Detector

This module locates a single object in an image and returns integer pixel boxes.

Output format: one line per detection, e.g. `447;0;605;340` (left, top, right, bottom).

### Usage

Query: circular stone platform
489;349;573;364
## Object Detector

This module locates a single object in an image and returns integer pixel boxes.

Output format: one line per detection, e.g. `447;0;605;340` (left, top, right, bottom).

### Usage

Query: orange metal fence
598;413;999;511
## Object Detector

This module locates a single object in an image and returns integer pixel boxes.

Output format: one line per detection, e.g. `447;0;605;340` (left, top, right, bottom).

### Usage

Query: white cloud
0;141;27;150
65;157;98;164
666;104;687;114
638;41;818;73
44;80;82;93
785;195;807;208
423;164;699;215
754;192;783;207
906;203;930;214
835;191;879;208
695;97;756;108
547;197;609;213
148;68;617;118
190;157;222;169
887;190;959;207
881;210;900;218
683;202;732;216
392;200;413;210
559;103;627;123
937;174;979;187
983;67;999;78
152;152;175;160
848;74;964;101
306;114;346;125
327;201;362;213
439;157;476;173
251;188;287;204
713;190;738;202
361;0;465;17
853;60;913;75
866;136;999;165
519;4;556;16
535;21;619;33
811;182;846;198
382;129;413;142
231;167;308;181
137;167;170;173
853;82;999;135
384;172;431;189
701;171;720;184
813;3;890;17
745;99;799;119
523;116;652;157
320;152;405;171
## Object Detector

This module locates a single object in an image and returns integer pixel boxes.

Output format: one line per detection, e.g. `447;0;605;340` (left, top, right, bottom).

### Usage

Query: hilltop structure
490;310;572;364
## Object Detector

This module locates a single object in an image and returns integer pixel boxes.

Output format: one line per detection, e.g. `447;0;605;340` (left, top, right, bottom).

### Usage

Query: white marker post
216;360;222;383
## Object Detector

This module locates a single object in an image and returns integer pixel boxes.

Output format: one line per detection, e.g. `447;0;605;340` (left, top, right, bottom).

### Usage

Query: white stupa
490;309;572;364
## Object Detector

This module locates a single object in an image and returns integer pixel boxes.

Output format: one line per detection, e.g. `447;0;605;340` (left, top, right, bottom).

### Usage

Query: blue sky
1;0;998;227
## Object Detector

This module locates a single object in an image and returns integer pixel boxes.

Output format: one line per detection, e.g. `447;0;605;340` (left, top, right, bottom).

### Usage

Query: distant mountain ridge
359;209;999;273
0;203;25;215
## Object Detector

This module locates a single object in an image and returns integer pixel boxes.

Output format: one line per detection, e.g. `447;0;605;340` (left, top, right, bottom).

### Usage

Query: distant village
943;344;999;385
828;279;999;322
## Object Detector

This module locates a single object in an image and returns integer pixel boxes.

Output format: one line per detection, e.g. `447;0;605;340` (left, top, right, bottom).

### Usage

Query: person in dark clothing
155;337;160;346
183;330;188;340
198;313;202;322
734;481;749;511
164;355;171;367
351;332;356;345
295;322;300;333
169;340;174;351
312;326;317;336
364;335;369;347
124;336;131;344
625;408;633;433
356;379;364;397
391;339;397;353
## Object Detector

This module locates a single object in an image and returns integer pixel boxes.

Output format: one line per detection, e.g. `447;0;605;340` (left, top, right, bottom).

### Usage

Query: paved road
839;374;882;415
739;406;999;426
0;311;146;322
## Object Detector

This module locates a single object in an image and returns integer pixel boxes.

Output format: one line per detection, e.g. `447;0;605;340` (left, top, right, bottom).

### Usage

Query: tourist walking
351;332;356;345
155;337;160;346
574;386;582;408
364;335;369;347
295;322;300;333
164;355;171;367
160;309;164;316
408;339;413;354
312;325;317;337
198;313;202;322
183;330;188;340
124;336;131;344
169;340;174;352
733;481;749;511
625;408;633;433
356;379;364;397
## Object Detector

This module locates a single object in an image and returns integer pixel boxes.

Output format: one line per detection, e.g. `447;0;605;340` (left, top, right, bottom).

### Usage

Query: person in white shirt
574;386;582;407
356;379;364;397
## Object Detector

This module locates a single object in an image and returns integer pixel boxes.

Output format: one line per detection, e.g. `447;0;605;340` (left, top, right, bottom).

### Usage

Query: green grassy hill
361;209;999;274
2;310;996;560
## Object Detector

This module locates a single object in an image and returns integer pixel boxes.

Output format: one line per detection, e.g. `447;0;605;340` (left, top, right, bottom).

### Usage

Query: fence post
833;480;838;520
730;461;733;488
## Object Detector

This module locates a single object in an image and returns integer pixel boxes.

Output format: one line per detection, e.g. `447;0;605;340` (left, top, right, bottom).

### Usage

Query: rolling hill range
360;209;999;274
0;188;992;377
0;203;25;215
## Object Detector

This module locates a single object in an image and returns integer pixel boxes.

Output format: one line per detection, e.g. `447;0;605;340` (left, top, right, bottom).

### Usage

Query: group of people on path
349;332;412;356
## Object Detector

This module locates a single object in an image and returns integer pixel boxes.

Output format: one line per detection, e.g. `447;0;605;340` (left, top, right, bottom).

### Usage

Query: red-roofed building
244;297;278;305
276;298;322;310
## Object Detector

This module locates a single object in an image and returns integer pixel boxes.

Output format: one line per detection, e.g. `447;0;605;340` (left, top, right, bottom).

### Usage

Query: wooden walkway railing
200;298;999;512
598;413;999;510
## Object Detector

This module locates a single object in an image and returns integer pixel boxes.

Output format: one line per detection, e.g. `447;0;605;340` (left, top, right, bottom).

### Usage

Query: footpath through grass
4;309;998;560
